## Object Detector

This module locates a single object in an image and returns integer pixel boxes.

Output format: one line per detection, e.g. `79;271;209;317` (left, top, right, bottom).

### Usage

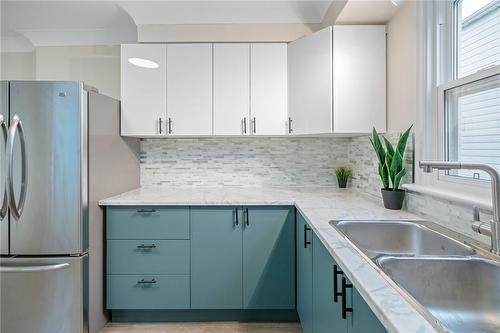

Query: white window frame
415;0;500;202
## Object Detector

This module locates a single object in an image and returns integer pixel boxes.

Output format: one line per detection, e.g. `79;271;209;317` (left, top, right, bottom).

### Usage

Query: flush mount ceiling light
128;57;159;69
391;0;403;6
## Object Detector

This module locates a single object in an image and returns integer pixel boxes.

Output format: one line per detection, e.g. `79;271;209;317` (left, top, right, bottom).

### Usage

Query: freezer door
8;81;86;255
0;82;9;255
0;255;88;333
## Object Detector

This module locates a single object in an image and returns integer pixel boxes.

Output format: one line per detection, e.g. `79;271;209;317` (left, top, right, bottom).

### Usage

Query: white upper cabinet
213;44;250;135
166;44;213;136
121;44;167;137
250;43;288;135
287;27;333;135
333;26;386;133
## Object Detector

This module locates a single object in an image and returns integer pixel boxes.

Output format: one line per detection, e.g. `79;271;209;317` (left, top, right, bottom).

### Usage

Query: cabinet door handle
341;277;353;319
137;244;156;250
252;117;256;134
137;278;156;285
333;265;343;303
168;117;172;134
137;208;156;214
288;117;293;134
244;208;249;227
233;208;239;227
242;117;247;134
303;224;311;248
158;117;163;134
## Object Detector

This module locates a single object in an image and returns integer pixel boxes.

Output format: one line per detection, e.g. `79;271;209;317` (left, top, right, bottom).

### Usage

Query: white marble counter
100;187;441;333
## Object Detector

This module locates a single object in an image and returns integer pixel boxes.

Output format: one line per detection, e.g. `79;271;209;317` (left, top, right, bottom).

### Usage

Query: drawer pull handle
137;278;156;285
137;209;156;214
137;244;156;250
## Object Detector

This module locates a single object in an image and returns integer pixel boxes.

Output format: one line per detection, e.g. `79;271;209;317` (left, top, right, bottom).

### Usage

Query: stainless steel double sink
330;220;500;333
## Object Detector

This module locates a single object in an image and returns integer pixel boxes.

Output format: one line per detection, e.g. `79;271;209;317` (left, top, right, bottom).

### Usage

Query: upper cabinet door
121;44;167;137
250;43;288;135
288;27;333;135
213;44;250;136
166;44;213;136
333;26;387;134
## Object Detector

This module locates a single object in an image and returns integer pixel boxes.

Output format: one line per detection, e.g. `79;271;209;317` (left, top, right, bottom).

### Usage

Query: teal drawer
107;240;190;274
107;275;190;309
106;207;189;239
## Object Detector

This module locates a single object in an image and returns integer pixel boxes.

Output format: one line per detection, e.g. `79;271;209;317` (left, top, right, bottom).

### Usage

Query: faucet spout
419;161;500;255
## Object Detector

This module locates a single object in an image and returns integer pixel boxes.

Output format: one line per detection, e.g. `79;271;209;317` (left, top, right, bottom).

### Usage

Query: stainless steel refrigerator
0;81;140;333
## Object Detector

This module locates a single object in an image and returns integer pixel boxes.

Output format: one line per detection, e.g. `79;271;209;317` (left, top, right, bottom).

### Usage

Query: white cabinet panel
213;44;250;135
250;43;288;135
288;27;333;135
121;44;167;136
333;26;387;133
166;44;213;136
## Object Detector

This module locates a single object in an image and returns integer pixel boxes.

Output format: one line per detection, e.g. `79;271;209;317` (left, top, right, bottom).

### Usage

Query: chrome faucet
419;161;500;255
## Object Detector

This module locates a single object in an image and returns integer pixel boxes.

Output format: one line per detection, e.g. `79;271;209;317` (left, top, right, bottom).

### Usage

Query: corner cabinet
287;25;387;135
297;212;387;333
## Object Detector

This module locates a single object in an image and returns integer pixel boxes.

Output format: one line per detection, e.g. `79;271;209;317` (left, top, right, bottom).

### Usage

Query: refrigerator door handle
0;262;70;273
0;114;8;221
6;114;28;221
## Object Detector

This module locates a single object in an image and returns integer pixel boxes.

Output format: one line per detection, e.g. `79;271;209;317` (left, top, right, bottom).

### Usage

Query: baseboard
110;309;299;322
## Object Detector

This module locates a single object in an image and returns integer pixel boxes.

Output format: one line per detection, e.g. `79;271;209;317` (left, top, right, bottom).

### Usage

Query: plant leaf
370;128;386;165
390;150;405;190
378;163;389;190
383;136;395;160
396;125;413;157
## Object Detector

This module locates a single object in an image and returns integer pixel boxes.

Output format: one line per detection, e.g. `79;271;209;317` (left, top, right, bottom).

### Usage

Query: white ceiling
1;0;399;52
119;1;333;25
336;0;400;24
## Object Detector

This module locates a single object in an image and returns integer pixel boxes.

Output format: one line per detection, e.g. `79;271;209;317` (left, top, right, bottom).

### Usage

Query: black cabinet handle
333;265;343;303
233;208;239;227
304;224;311;248
245;208;249;226
137;244;156;250
341;277;353;319
137;208;156;214
137;278;156;285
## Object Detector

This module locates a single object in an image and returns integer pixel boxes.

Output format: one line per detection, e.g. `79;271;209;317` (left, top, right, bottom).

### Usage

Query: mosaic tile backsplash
140;137;350;187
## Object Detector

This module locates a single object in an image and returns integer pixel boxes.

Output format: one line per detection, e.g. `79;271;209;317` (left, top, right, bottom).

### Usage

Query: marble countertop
100;187;441;333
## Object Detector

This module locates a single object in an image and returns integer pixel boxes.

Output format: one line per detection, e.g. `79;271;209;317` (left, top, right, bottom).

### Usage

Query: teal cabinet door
191;207;243;309
297;213;313;333
313;233;347;333
348;287;387;333
243;206;295;309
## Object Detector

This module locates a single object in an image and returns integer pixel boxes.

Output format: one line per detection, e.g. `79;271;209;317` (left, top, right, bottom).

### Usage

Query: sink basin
331;220;475;258
377;256;500;333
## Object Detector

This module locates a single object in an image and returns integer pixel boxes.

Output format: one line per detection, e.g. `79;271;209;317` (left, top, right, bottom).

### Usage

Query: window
439;0;500;182
454;0;500;78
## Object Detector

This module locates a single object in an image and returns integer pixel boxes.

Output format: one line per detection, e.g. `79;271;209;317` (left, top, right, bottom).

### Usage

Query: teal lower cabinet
190;207;244;309
297;213;314;333
297;212;387;333
190;206;296;310
243;207;295;309
312;233;345;333
106;205;296;321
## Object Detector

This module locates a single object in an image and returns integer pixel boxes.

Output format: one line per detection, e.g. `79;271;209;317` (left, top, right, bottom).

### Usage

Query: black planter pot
381;189;405;210
337;177;348;188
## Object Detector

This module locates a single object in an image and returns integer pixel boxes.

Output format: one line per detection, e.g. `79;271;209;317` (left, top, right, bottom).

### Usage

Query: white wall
386;0;418;132
35;46;120;100
0;52;35;80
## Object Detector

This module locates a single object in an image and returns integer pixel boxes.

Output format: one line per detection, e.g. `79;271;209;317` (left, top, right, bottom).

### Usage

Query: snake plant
369;125;412;191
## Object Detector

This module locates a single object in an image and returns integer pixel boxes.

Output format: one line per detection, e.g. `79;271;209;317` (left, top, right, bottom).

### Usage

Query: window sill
402;183;493;212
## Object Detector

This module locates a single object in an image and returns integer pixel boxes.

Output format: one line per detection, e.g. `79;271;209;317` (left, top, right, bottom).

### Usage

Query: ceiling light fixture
391;0;403;7
128;57;159;69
